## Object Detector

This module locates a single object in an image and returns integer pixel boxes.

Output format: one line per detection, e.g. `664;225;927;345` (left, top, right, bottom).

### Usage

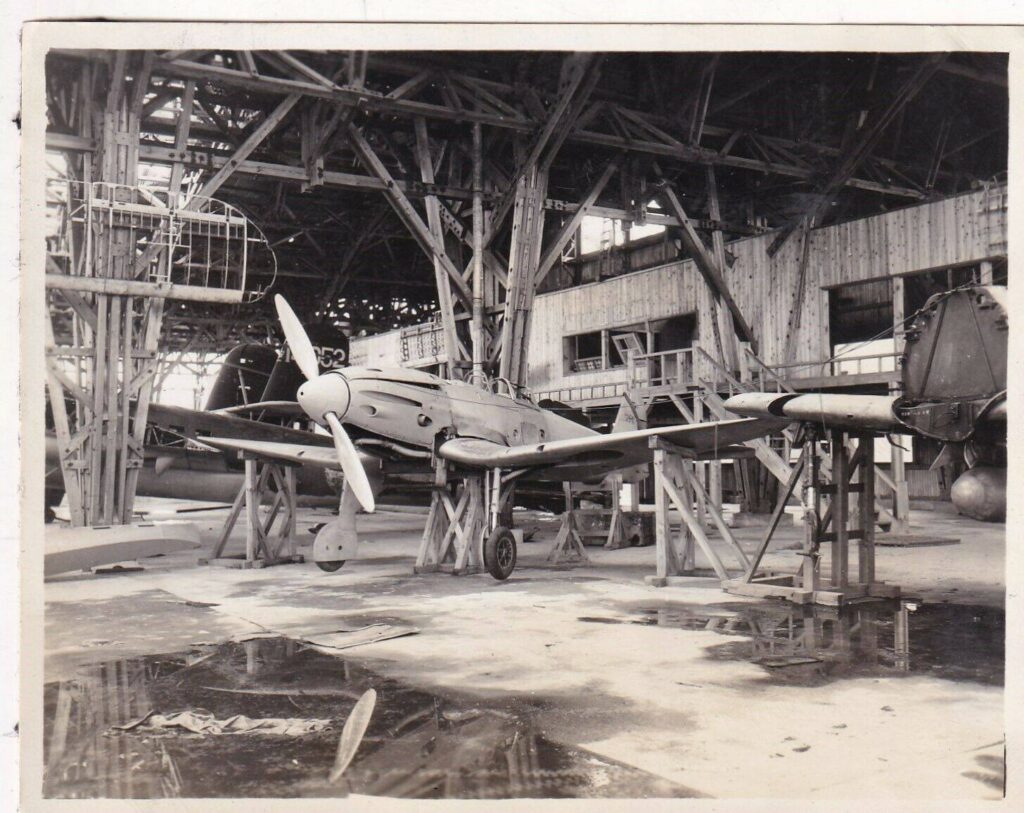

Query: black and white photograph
14;16;1021;810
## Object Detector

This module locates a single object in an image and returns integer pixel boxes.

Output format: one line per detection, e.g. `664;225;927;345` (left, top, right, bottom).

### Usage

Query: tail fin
203;344;278;411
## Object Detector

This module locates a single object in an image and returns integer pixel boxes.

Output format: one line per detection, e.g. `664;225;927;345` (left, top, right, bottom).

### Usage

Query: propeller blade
328;688;377;784
274;294;320;381
325;411;376;513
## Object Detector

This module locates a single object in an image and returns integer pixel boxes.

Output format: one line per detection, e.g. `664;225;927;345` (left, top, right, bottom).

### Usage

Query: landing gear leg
483;467;522;581
313;481;361;573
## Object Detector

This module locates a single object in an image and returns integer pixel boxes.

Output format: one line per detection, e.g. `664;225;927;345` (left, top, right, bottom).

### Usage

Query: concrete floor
43;501;1006;800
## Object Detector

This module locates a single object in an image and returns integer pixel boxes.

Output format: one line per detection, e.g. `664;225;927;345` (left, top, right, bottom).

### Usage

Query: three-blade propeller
275;295;375;513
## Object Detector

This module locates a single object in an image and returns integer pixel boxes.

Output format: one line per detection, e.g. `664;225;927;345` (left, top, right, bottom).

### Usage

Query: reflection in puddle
43;638;694;800
580;600;1004;687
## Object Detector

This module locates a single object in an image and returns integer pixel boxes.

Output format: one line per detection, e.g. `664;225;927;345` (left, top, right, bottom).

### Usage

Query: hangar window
828;279;893;347
565;331;604;373
563;329;647;374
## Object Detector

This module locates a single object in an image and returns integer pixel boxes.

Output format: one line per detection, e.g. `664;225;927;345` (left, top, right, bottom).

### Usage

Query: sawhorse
644;438;753;587
206;454;304;569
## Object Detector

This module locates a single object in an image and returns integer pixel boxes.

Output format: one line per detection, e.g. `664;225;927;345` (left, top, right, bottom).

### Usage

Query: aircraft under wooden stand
725;285;1008;523
200;296;785;580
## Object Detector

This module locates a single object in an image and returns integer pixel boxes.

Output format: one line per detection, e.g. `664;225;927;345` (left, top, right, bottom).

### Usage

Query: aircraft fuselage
298;366;597;455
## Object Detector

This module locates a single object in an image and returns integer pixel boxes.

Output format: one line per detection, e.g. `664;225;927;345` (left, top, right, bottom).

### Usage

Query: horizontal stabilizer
201;436;343;468
211;400;306;418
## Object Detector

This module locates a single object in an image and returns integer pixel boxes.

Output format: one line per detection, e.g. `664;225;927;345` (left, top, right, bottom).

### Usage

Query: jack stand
311;481;361;572
547;482;590;565
207;454;304;569
724;430;901;606
414;457;485;575
644;438;753;587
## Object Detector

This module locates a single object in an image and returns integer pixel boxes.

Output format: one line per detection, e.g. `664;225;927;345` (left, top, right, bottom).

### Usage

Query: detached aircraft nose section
297;372;351;424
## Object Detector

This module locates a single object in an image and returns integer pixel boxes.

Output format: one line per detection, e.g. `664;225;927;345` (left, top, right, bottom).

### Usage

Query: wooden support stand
547;483;591;565
206;455;304;569
644;438;754;587
602;475;634;550
414;457;486;575
724;430;900;606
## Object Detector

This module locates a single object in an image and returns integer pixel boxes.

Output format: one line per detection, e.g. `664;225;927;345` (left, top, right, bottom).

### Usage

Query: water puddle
43;637;694;799
580;600;1004;687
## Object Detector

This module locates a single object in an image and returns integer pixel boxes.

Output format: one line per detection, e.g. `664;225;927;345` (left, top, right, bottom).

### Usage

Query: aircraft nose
297;372;351;423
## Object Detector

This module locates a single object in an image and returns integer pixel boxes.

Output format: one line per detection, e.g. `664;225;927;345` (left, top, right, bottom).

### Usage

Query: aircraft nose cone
297;373;351;423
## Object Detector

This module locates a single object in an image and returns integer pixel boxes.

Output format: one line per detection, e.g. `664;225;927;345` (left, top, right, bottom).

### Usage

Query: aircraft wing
437;417;785;470
146;402;334;446
200;436;343;468
723;392;902;432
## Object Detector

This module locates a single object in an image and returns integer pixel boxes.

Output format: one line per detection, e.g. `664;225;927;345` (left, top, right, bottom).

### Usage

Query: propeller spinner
275;295;375;513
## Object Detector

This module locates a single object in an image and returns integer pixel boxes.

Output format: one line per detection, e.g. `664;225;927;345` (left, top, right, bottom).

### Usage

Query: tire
316;560;345;573
483;526;517;581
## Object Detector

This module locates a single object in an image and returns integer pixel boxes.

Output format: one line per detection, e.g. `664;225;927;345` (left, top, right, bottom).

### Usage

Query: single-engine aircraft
725;285;1008;522
201;296;785;580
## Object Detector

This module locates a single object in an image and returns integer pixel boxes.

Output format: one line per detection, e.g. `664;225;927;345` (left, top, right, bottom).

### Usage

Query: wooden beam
195;93;301;201
936;60;1007;88
46;274;246;303
769;54;946;255
321;205;392;305
237;51;259;76
485;54;598;248
535;155;621;285
274;51;340;89
414;116;463;364
345;123;473;308
386;70;433;100
131;53;931;198
657;174;756;349
705;165;740;370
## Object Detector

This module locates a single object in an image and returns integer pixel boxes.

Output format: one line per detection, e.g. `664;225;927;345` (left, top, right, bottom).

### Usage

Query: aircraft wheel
316;560;345;573
484;526;517;581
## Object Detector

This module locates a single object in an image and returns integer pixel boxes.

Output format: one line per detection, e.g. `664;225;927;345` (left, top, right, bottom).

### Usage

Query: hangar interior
40;49;1008;800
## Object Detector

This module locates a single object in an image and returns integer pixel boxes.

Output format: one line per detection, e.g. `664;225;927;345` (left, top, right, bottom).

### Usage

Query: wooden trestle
723;429;899;606
207;454;304;569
